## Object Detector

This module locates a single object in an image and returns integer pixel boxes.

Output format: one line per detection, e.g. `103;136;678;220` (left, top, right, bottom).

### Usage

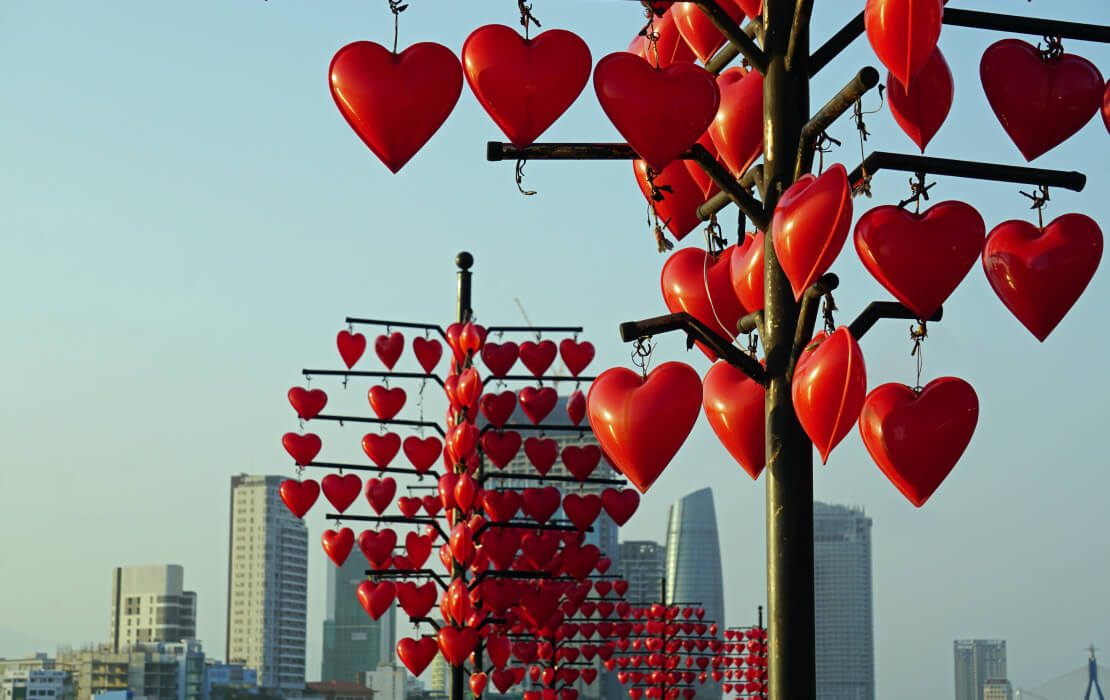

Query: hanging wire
1019;184;1051;229
387;0;407;55
639;3;663;70
631;337;655;379
515;159;537;196
897;171;935;213
814;131;841;175
821;292;838;335
518;0;541;39
703;225;738;345
909;321;928;393
850;87;885;198
645;167;675;252
1038;34;1064;61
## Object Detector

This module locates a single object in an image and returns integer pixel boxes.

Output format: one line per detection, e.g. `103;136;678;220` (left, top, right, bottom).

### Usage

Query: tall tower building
109;564;197;652
321;549;397;681
226;474;309;695
813;502;874;700
618;541;666;606
954;640;1008;700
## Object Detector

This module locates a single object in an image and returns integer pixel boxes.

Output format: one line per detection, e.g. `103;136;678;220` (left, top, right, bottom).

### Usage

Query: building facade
321;551;396;682
618;541;666;606
982;679;1013;700
110;565;197;653
1;669;69;700
202;662;257;700
56;647;129;700
954;640;1008;700
226;474;309;695
813;502;874;700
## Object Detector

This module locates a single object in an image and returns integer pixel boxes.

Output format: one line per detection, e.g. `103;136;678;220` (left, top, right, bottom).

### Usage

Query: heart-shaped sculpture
708;67;764;178
702;361;765;479
559;340;595;377
864;0;944;88
470;673;488;697
482;489;522;522
368;386;406;420
482;341;520;377
792;327;867;463
520;340;558;377
362;432;401;468
854;201;985;319
397;581;438;619
520;386;558;424
634;159;705;242
356;580;395;620
563;445;601;481
406;532;434;569
772;163;853;300
594;53;720;171
601;488;640;525
282;432;321;466
729;231;764;313
329;41;463;173
322;473;361;513
365;477;396;515
886;47;953;152
563;494;603;531
481;430;522;469
525;437;559;476
337;330;366;369
859;377;979;506
567;390;587;426
522;486;562;524
403;436;442;474
438;627;480;666
671;0;747;64
412;336;442;374
661;245;748;360
587;363;702;493
491;669;516;694
462;25;591;147
982;213;1103;340
481;527;521;570
321;528;354;566
397;636;439;676
629;8;697;68
980;39;1104;161
374;332;404;369
288;387;327;421
480;391;517;429
358;528;397;569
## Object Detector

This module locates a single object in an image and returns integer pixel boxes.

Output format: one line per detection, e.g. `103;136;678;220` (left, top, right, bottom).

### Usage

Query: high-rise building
618;541;666;606
226;474;309;695
982;679;1013;700
321;551;397;682
813;502;874;700
954;640;1008;700
110;565;197;653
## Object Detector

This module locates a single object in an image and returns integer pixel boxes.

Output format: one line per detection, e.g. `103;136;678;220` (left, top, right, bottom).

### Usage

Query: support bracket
849;151;1086;193
849;302;943;340
618;311;768;386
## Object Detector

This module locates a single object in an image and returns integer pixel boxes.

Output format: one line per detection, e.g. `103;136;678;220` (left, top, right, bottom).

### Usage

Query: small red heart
864;0;943;88
481;430;522;469
396;636;439;676
522;486;562;524
374;332;404;369
362;432;401;467
520;386;558;424
336;330;366;369
633;159;704;242
519;341;558;377
886;47;953;152
481;527;521;570
422;495;443;517
357;528;397;569
322;473;362;513
562;445;601;481
661;245;748;360
702;361;765;480
671;0;747;64
402;436;442;474
288;387;327;421
364;477;396;515
368;385;406;420
482;341;520;377
729;231;764;313
321;527;354;566
559;339;595;377
708;66;764;178
567;390;587;426
282;432;321;466
628;8;696;68
772;164;853;301
397;581;437;619
480;391;517;428
405;532;433;569
356;580;395;620
792;328;867;463
437;626;480;666
397;496;421;518
524;437;559;476
482;489;522;522
563;493;603;531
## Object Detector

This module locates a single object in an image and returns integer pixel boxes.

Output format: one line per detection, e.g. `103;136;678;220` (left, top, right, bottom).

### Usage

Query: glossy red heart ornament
859;377;978;506
671;0;746;64
406;532;433;569
854;201;985;319
397;581;437;619
412;336;442;374
602;488;640;526
886;47;953;152
563;493;603;531
282;432;321;466
792;328;867;463
522;486;562;524
525;437;559;476
450;522;477;566
356;580;395;620
329;41;463;173
594;53;720;171
397;636;439;676
480;391;517;429
447;423;480;462
702;361;765;479
462;25;591;147
322;473;361;513
321;527;354;566
470;673;488;697
491;669;516;693
559;340;595;377
481;430;522;469
365;477;396;515
362;432;401;467
482;489;522;522
629;8;697;68
864;0;943;88
481;527;521;570
368;386;406;420
567;390;587;426
403;436;442;474
454;473;478;512
288;387;327;421
358;528;397;569
633;159;704;242
772;163;853;300
661;246;748;360
982;213;1103;340
520;341;557;377
482;341;520;377
980;39;1104;161
708;67;764;177
562;445;601;481
729;231;764;313
520;386;558;424
374;332;404;369
438;627;480;666
456;368;483;409
587;363;702;493
336;330;366;369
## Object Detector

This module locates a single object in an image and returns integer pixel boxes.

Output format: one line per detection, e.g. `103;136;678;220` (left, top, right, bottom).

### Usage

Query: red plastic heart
482;489;522;522
405;532;433;569
522;486;562;524
628;8;697;69
356;580;395;620
397;636;439;676
661;246;748;360
412;336;442;374
482;341;520;377
336;330;366;369
559;339;595;377
374;332;404;369
358;529;397;569
520;386;558;424
671;0;747;64
403;436;442;474
729;231;764;313
282;432;321;465
321;527;354;566
480;391;517;429
792;328;867;463
563;493;603;531
525;437;559;476
288;387;327;421
864;0;943;88
562;445;601;481
362;432;401;467
708;66;764;177
567;390;587;426
633;158;704;242
771;163;853;301
481;430;522;469
322;473;361;513
702;361;766;479
519;341;557;377
886;47;953;152
365;477;396;515
437;627;480;666
279;478;318;518
368;386;406;420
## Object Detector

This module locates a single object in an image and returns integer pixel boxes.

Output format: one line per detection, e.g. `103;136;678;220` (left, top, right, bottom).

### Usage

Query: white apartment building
1;669;67;700
110;565;197;653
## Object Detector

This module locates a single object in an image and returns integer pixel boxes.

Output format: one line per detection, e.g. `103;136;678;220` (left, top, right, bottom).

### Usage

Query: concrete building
365;662;408;700
618;541;666;606
1;669;69;700
955;640;1008;700
425;653;447;698
983;679;1014;700
202;662;257;700
226;474;309;695
304;681;372;700
0;657;56;679
813;502;874;700
321;551;396;682
57;647;129;700
110;565;197;653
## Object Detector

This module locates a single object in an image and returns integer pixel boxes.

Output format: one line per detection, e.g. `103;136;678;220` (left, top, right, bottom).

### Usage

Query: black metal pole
450;251;471;700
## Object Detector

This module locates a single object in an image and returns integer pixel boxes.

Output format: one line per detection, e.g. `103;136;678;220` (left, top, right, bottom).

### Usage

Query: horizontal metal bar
691;0;767;74
943;8;1110;43
848;302;943;340
301;369;445;387
312;414;447;437
345;318;447;341
697;164;764;221
688;144;770;231
796;67;880;180
307;460;441;479
481;471;627;486
619;312;768;386
808;10;863;77
487;142;637;161
850;151;1086;192
480;423;588;434
325;514;440;524
485;326;584;333
488;374;598;383
475;520;583;533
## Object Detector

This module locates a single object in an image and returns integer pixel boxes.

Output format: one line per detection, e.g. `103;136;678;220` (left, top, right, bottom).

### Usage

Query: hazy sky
1;2;1109;699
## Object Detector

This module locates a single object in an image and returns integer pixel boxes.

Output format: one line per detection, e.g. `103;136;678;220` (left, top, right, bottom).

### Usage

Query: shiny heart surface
405;532;433;569
864;0;943;88
522;486;562;524
322;473;361;513
403;436;442;474
288;387;327;421
374;332;404;369
481;527;521;570
482;489;522;522
563;493;603;531
397;636;439;676
594;53;720;171
480;391;517;429
628;8;697;68
772;164;853;301
633;159;704;242
397;581;437;619
368;385;406;420
364;477;396;515
362;432;401;467
567;390;587;426
886;47;953;152
982;213;1103;340
859;377;978;506
671;0;747;64
282;432;321;466
559;339;595;377
321;528;354;566
412;336;442;374
463;25;591;147
661;246;748;360
854;201;985;319
525;437;559;476
520;386;558;424
729;231;764;313
702;361;765;480
980;39;1104;161
356;580;395;620
358;528;397;569
329;41;463;173
482;341;520;377
562;445;601;481
791;328;867;463
336;330;366;369
481;430;522;468
587;363;702;493
602;488;640;526
708;67;764;177
519;340;558;377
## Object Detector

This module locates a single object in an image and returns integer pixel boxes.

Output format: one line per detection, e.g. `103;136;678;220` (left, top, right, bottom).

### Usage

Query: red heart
288;387;327;421
482;341;520;377
447;423;480;462
459;323;487;355
864;0;943;88
405;532;433;569
374;332;404;369
491;669;516;695
886;47;953;152
859;377;979;507
450;523;477;566
702;361;765;479
362;432;401;467
282;432;321;465
481;527;521;570
403;436;442;473
438;627;480;666
520;386;558;424
671;0;747;64
559;339;595;377
633;159;704;242
329;41;463;173
521;532;561;571
525;437;559;476
486;635;511;670
562;445;601;481
358;529;397;569
772;163;853;301
854;201;985;319
729;231;764;313
422;496;443;517
454;473;479;511
356;580;395;620
519;341;558;378
412;336;442;374
321;527;354;566
322;473;361;513
397;636;439;676
364;477;396;515
982;213;1103;341
980;39;1104;161
522;486;562;524
482;489;522;522
462;25;591;147
629;9;697;68
480;391;517;428
368;386;406;420
482;579;521;616
279;479;318;518
336;330;366;369
587;363;702;493
567;390;587;426
661;245;748;360
438;474;460;511
683;132;722;200
469;673;488;697
792;328;867;463
1103;79;1110;134
563;493;603;531
708;66;764;177
397;581;437;618
481;430;522;468
594;53;720;171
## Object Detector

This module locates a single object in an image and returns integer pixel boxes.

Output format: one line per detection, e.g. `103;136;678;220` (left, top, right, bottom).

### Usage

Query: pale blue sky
1;2;1108;699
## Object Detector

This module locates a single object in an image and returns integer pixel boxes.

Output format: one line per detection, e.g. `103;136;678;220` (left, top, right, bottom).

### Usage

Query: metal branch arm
795;67;879;180
706;18;764;74
306;460;441;479
618;312;768;386
301;369;445;387
311;413;447;437
849;152;1086;192
848;302;943;340
691;0;767;73
346;317;447;340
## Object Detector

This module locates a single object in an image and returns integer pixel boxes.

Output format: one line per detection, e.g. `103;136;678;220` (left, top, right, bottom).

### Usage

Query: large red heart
412;336;442;374
480;391;517;428
772;163;853;301
524;437;559;476
661;246;748;360
282;432;321;466
403;436;442;473
854;201;985;319
288;387;327;421
563;494;603;531
438;627;480;666
482;341;520;377
462;25;591;147
559;340;595;377
364;477;396;515
336;330;366;369
864;0;943;88
587;363;702;493
702;361;765;480
982;213;1103;341
519;341;558;377
792;328;867;463
374;332;404;369
601;488;640;525
321;473;361;513
671;0;747;64
358;529;397;569
329;41;463;173
594;54;720;171
729;231;764;313
629;8;697;68
321;527;354;566
633;159;704;242
708;67;764;178
356;580;395;620
980;39;1104;161
520;386;558;424
481;430;522;469
859;377;978;507
368;386;406;420
886;47;952;152
397;636;439;676
362;432;401;467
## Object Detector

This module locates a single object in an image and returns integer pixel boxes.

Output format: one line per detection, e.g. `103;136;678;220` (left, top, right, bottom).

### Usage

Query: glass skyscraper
321;551;396;682
954;640;1008;700
618;540;666;606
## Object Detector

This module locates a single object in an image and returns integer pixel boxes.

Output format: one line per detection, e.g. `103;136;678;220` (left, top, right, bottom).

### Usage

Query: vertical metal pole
450;251;473;700
760;3;816;700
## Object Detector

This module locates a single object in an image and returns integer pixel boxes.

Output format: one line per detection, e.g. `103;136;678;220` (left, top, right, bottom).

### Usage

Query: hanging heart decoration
567;390;587;426
482;341;520;377
279;479;318;519
660;245;748;360
559;340;595;377
438;627;480;666
321;528;354;566
403;436;442;474
729;231;764;313
362;432;401;467
864;0;944;88
337;330;366;369
859;377;979;507
365;477;397;515
671;0;747;64
772;163;853;301
707;66;764;178
520;386;558;424
791;327;867;463
329;41;463;173
886;47;953;152
282;432;321;465
356;580;395;620
288;387;327;421
321;473;361;513
368;386;406;420
702;361;766;480
563;445;601;482
628;8;697;68
397;636;439;676
633;159;705;242
519;340;558;377
374;332;404;369
358;529;397;569
480;391;518;428
481;430;523;469
525;437;560;476
412;336;442;374
601;488;640;526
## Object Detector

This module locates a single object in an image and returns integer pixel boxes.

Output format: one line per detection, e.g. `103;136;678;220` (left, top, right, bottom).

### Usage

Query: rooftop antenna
1086;645;1104;700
